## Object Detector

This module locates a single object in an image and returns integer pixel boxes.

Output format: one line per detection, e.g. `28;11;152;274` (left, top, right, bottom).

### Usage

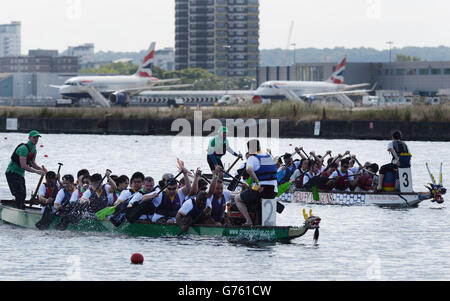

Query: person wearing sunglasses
151;164;191;224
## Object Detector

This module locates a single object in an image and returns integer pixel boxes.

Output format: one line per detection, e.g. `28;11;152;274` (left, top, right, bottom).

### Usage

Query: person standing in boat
54;175;76;212
38;171;61;213
234;139;278;226
5;130;46;210
151;164;191;224
207;126;242;172
376;130;410;192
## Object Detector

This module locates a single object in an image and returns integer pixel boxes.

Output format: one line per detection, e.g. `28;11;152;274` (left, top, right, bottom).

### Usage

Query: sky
0;0;449;54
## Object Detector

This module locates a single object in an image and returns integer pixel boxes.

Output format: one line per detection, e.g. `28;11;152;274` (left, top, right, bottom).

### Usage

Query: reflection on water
0;133;449;280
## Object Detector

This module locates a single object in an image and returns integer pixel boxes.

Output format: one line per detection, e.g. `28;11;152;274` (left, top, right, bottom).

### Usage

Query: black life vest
210;194;226;222
392;140;409;160
155;190;182;218
88;185;108;214
11;143;36;167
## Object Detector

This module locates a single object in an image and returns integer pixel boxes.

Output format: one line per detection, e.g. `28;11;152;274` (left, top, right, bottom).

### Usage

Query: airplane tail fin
136;42;156;78
327;56;346;84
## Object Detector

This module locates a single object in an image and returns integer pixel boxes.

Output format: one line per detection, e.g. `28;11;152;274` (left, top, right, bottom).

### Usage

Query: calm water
0;133;449;281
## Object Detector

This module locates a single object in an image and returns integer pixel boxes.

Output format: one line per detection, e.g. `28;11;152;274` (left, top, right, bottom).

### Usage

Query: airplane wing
341;83;371;91
118;84;194;97
304;83;377;98
152;78;181;85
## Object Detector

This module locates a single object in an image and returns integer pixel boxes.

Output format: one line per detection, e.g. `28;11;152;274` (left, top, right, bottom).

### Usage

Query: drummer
207;126;242;172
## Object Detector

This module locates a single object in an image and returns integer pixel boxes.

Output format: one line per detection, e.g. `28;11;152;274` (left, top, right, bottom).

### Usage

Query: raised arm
178;162;191;197
208;166;222;198
190;168;202;196
295;147;307;160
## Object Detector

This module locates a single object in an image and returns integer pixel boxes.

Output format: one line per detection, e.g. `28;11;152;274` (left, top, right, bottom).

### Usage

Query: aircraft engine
109;92;130;107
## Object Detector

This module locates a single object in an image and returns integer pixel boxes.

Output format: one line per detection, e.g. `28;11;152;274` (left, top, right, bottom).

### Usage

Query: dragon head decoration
303;209;321;229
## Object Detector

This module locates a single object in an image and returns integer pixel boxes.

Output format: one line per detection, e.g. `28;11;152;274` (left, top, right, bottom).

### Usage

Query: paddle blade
312;186;320;201
313;228;319;244
95;206;116;220
277;182;292;197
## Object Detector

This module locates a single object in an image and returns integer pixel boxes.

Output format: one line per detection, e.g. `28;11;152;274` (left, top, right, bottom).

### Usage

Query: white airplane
253;57;377;107
52;42;191;107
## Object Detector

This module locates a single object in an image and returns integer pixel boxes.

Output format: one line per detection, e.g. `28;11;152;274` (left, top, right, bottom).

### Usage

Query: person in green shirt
5;130;46;209
207;126;242;172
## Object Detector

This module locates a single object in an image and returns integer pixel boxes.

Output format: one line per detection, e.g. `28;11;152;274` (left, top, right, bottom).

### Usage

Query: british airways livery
52;42;191;107
253;57;376;107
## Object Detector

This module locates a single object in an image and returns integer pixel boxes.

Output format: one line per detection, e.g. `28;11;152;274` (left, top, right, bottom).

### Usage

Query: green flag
312;186;320;201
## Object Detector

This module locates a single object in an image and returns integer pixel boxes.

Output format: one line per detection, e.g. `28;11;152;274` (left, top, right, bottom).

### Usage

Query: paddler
234;139;278;226
125;177;157;221
113;172;144;206
176;191;211;232
207;126;242;172
54;174;76;211
277;153;297;185
206;166;231;225
70;174;90;204
5;130;46;209
79;172;115;215
38;171;61;213
151;163;191;224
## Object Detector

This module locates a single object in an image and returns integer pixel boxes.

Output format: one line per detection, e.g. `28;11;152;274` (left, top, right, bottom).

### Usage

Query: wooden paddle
30;165;47;205
226;154;243;174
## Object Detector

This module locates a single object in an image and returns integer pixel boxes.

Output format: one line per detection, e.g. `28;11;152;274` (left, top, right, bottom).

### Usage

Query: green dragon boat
0;201;321;242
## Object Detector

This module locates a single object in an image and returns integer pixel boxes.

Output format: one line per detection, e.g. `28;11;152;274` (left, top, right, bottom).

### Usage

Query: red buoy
44;155;48;158
40;145;44;148
131;253;144;264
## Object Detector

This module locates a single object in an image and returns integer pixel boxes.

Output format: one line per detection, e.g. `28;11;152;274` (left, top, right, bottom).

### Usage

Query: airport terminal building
257;61;450;95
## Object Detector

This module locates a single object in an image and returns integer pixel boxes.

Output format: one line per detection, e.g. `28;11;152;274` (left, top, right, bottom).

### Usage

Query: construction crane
282;21;294;66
